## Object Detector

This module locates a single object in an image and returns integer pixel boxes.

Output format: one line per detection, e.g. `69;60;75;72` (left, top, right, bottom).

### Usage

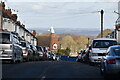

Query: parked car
36;46;44;60
56;55;61;61
82;48;91;63
20;41;33;61
48;51;56;61
48;51;53;60
0;31;23;63
43;47;49;60
30;44;39;61
100;45;120;79
89;38;117;65
76;50;85;62
52;52;57;61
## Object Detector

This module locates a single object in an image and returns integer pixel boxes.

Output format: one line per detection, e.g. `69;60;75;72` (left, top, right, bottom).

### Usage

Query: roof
93;38;117;41
110;45;120;48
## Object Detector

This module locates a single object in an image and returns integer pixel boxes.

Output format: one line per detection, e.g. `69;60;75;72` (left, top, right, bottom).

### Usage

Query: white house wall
25;31;30;43
19;27;24;39
34;39;37;46
2;18;8;30
16;25;19;34
7;20;15;32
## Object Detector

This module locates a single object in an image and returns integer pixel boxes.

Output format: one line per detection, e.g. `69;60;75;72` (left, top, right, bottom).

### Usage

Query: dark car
82;48;91;63
30;44;39;61
36;46;45;60
42;47;49;60
76;50;85;62
48;51;56;61
20;41;33;61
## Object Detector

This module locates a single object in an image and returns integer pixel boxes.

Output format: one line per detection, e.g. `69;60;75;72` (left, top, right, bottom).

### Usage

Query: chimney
16;21;21;26
32;30;37;36
6;9;12;16
0;2;5;11
2;2;5;10
12;14;17;21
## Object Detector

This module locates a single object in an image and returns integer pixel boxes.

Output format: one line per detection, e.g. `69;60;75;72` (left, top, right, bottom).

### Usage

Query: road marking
41;76;46;80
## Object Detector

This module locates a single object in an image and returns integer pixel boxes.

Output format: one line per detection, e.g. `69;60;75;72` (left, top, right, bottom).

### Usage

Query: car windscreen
20;42;26;47
0;33;10;44
93;40;117;48
113;47;120;56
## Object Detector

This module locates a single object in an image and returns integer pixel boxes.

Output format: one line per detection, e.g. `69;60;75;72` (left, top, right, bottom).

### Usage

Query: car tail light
39;52;43;54
24;50;28;54
88;50;91;53
10;45;12;49
106;59;116;64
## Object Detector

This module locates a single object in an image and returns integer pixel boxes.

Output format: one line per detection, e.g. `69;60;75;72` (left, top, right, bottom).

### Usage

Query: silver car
0;31;23;63
89;38;117;65
100;45;120;79
20;41;33;61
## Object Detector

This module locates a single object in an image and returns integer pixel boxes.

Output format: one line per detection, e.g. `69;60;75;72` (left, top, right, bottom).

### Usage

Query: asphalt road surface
2;61;103;80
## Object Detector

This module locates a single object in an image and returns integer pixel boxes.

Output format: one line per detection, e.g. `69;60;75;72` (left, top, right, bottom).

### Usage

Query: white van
89;38;117;65
0;31;23;63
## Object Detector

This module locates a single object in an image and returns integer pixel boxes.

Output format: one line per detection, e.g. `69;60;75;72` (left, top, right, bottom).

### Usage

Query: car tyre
89;61;94;66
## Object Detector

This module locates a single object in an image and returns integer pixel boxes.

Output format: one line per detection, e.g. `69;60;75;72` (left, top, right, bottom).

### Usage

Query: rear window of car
113;47;120;56
0;33;10;44
93;40;117;48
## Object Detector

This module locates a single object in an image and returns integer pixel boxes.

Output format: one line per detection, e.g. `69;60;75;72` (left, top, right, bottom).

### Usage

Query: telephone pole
100;10;104;38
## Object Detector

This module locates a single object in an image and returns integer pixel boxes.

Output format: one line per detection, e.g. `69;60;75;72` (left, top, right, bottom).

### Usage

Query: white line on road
41;76;46;80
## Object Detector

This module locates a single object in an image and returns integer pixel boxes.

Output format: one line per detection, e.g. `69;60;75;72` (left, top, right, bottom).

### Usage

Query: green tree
60;36;76;52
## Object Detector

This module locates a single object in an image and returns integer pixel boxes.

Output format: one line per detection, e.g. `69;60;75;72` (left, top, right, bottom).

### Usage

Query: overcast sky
2;0;120;30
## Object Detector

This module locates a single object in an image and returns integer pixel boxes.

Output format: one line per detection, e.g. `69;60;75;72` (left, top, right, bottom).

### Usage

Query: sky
2;0;120;30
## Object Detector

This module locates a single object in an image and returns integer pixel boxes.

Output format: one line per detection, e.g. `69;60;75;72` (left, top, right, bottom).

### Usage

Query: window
93;40;117;48
0;33;10;44
53;44;57;49
113;47;120;56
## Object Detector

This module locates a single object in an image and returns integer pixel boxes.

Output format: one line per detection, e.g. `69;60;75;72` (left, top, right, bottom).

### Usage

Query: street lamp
114;11;120;25
100;10;104;38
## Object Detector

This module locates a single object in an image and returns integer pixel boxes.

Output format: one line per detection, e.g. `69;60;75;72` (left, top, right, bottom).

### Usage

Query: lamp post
100;10;104;38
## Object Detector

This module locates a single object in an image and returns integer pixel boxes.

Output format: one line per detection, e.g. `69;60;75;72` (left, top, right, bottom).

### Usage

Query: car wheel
20;55;23;63
89;61;94;66
77;59;80;62
100;64;104;75
26;55;30;62
11;59;16;64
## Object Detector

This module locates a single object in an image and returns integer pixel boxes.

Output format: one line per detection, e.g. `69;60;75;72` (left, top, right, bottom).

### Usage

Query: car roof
93;38;116;41
109;45;120;48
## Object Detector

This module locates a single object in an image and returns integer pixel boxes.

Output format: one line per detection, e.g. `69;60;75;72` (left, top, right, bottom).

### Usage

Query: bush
57;47;71;56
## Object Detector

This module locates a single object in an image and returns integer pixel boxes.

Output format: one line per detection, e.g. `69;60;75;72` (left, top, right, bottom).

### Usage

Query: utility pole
100;10;104;38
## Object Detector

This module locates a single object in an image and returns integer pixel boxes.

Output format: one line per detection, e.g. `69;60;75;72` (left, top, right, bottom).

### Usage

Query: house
0;2;37;45
37;27;59;52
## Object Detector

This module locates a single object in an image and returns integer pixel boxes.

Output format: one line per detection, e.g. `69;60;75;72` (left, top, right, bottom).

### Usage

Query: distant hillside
29;28;101;36
97;29;113;38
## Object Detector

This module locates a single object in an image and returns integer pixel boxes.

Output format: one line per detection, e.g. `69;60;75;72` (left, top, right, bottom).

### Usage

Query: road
2;61;103;80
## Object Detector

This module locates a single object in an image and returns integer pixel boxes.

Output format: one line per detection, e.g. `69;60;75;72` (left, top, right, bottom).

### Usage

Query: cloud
32;4;46;10
8;0;120;2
